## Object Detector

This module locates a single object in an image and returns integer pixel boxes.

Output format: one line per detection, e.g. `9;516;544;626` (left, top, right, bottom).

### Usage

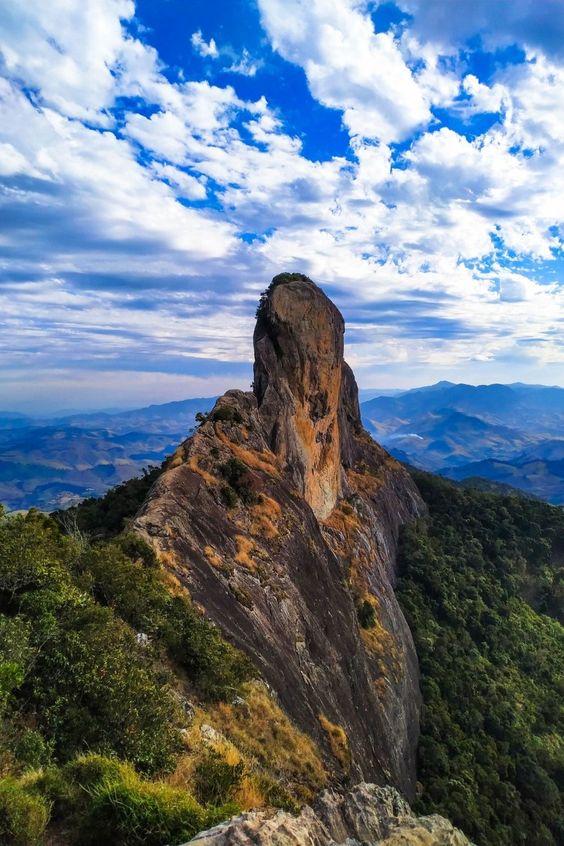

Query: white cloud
227;49;259;77
0;0;137;120
1;0;564;409
397;0;564;61
191;30;219;59
257;0;430;142
462;75;507;114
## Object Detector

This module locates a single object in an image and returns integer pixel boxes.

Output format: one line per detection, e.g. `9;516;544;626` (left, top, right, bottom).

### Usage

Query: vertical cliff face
253;274;345;519
134;273;426;798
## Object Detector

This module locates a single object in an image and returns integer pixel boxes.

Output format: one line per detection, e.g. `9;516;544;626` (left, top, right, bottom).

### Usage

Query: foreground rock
185;783;473;846
135;274;425;796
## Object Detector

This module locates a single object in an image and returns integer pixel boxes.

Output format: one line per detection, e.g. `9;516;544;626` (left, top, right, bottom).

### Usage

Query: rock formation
135;273;426;797
184;783;473;846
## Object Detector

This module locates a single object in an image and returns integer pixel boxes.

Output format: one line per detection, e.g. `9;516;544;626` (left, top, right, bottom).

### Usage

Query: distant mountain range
2;381;564;511
361;381;564;504
0;398;216;511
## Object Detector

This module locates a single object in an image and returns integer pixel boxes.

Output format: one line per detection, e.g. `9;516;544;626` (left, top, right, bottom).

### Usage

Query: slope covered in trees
398;472;564;846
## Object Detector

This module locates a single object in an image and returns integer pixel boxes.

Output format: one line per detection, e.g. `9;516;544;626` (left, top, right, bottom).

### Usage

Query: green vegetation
55;464;162;538
398;472;564;846
219;457;259;506
255;272;313;319
356;599;376;629
0;503;252;842
210;406;243;425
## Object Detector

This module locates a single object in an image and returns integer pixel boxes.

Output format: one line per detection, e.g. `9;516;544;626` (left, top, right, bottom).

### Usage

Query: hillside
398;472;563;846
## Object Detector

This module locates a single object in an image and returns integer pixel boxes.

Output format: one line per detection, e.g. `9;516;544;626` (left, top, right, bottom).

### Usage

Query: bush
54;466;162;539
85;777;207;846
194;748;244;806
13;730;52;771
209;407;243;425
219;458;258;506
357;599;376;629
0;778;50;846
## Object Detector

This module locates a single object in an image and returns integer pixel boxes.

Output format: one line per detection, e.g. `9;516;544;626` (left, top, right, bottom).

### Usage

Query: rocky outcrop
254;274;346;519
134;273;426;797
184;783;473;846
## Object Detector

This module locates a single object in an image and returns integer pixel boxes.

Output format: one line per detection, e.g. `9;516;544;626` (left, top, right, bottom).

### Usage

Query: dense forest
399;472;564;846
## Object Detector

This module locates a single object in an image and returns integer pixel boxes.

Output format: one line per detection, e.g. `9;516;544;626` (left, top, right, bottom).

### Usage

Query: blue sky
1;0;564;412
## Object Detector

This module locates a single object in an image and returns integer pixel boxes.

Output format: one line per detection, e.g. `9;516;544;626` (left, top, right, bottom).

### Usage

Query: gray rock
182;783;474;846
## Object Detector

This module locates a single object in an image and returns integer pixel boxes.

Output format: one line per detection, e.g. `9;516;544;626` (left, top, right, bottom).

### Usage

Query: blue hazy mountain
360;382;564;504
0;397;216;511
2;382;564;510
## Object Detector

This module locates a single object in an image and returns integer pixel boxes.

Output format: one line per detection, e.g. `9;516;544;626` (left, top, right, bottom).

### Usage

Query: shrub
23;599;182;774
85;778;208;846
357;599;376;629
194;748;244;806
0;778;50;846
219;458;257;505
13;730;52;771
210;407;243;425
255;273;313;319
54;465;162;539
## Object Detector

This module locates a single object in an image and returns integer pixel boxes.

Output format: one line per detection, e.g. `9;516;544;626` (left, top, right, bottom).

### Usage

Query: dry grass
207;682;327;801
249;495;281;539
187;454;218;486
318;713;351;775
323;500;362;536
167;682;327;810
203;545;223;569
234;535;257;571
216;429;280;476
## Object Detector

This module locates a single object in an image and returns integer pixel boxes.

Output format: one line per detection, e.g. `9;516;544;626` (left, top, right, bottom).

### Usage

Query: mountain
0;397;216;511
135;273;426;795
4;376;564;512
361;382;564;503
444;456;564;504
0;274;562;846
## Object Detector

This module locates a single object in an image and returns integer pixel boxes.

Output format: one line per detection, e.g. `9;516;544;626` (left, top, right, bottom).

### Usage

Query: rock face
254;274;346;519
184;783;473;846
134;274;426;797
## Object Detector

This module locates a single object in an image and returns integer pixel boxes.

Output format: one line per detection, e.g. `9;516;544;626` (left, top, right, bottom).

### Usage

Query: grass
318;714;351;776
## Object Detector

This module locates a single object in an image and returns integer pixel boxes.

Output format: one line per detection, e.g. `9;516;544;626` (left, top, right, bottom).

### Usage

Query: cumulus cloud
397;0;564;60
257;0;430;142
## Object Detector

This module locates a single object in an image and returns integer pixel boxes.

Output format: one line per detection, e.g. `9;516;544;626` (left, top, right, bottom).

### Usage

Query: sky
1;0;564;412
